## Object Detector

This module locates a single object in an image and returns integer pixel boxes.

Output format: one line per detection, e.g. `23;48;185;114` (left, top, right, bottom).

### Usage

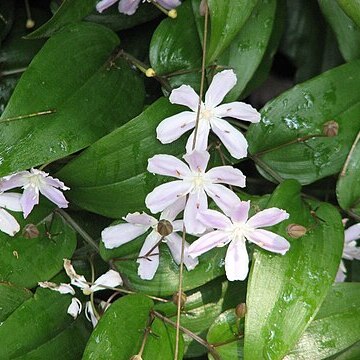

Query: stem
249;154;283;183
0;109;55;123
137;314;155;357
341;130;360;176
0;67;27;77
89;257;100;320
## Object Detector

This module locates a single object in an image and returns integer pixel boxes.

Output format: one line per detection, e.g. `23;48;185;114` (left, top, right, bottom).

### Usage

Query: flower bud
235;303;247;318
168;9;177;19
145;68;156;77
199;0;208;16
323;120;339;137
23;224;40;239
172;291;187;308
26;19;35;29
286;224;307;239
157;220;173;237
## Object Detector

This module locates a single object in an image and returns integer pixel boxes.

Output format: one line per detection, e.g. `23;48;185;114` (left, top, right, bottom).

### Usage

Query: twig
0;109;55;123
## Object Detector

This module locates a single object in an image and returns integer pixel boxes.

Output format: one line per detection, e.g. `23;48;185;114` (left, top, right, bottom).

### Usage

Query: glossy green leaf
337;0;360;28
285;283;360;359
247;61;360;185
336;132;360;215
0;212;77;288
319;0;360;62
206;0;258;63
244;180;343;360
0;22;144;177
0;282;32;321
331;341;360;360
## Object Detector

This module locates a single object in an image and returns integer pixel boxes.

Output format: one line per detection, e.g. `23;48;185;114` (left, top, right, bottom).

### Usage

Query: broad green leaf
337;0;360;28
207;309;244;360
0;22;144;177
285;283;360;359
57;98;185;218
319;0;360;62
247;61;360;185
0;282;32;321
331;341;360;360
0;212;77;288
206;0;258;63
244;180;343;360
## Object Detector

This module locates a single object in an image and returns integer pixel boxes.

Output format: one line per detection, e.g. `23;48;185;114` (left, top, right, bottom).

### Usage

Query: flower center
230;222;253;242
24;173;43;189
191;172;207;191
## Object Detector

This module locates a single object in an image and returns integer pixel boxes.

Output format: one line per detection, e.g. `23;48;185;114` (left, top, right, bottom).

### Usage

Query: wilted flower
0;192;22;236
102;198;198;280
156;69;261;159
145;150;245;234
188;201;290;281
0;168;69;218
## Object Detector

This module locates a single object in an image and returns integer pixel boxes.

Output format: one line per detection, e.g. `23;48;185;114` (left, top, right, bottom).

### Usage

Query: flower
188;201;290;281
0;192;23;236
102;198;198;280
39;259;122;326
145;150;246;234
96;0;181;15
336;223;360;282
156;69;261;159
0;168;69;218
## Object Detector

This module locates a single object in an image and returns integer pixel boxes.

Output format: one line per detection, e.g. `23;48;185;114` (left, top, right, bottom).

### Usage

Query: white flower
156;69;261;159
0;192;22;236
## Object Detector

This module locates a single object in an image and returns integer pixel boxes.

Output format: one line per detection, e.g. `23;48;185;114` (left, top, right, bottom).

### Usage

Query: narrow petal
184;191;208;235
160;197;186;222
172;219;183;232
148;154;190;179
343;241;360;260
101;223;148;249
205;69;237;108
85;301;99;328
0;172;28;191
96;0;118;12
20;187;39;218
231;201;250;223
38;171;69;190
185;120;211;154
156;0;182;10
137;231;161;280
0;209;20;236
225;240;249;281
145;181;191;214
205;183;240;217
39;185;69;209
188;230;229;258
183;150;210;173
215;102;261;123
345;223;360;243
335;260;347;282
125;212;157;227
166;233;199;271
247;229;290;255
206;166;246;187
91;270;123;292
118;0;141;15
0;192;22;212
156;111;196;144
67;297;82;319
247;208;289;229
38;281;75;295
196;209;232;230
169;84;199;111
211;117;248;159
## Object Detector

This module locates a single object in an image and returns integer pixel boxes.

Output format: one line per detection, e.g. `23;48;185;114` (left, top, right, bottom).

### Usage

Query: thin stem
0;67;27;77
0;109;55;123
137;313;155;357
249;154;283;183
153;311;221;360
341;130;360;176
215;142;233;191
89;257;100;320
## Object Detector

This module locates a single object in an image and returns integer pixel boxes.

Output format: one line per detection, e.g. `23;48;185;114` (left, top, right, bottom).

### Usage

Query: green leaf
319;0;360;62
244;180;343;360
331;341;360;360
206;0;258;63
284;283;360;359
57;98;185;218
336;132;360;215
0;212;77;288
337;0;360;28
0;22;144;177
247;61;360;185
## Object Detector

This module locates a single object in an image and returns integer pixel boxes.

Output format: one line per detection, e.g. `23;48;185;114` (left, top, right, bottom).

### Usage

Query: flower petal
215;102;261;123
247;208;289;229
183;150;210;173
38;281;75;295
96;0;118;12
169;84;199;111
0;192;22;212
39;185;69;209
91;270;123;292
137;231;161;280
211;117;248;159
185;120;211;154
145;181;191;214
157;0;182;10
197;209;232;230
118;0;141;15
34;170;69;190
230;200;250;223
0;208;20;236
124;212;157;226
0;172;28;191
20;186;39;218
206;166;246;187
184;191;208;235
205;69;237;108
148;154;190;179
156;111;196;144
160;197;186;222
335;260;347;282
225;240;249;281
247;229;290;255
343;240;360;260
67;297;82;319
85;301;99;328
166;233;199;271
101;223;148;249
345;223;360;243
205;183;240;217
188;230;229;258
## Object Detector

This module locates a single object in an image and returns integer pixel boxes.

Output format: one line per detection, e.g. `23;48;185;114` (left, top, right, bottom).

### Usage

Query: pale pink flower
188;201;290;281
156;69;261;159
96;0;181;15
0;192;22;236
336;223;360;282
101;198;198;280
145;150;246;234
0;168;69;218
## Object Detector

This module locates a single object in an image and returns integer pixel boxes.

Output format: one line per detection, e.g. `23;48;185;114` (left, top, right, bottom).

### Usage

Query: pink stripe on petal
197;209;231;230
169;85;199;111
125;212;157;226
156;111;196;144
247;229;290;255
137;231;161;280
188;230;229;258
231;201;250;223
206;166;245;187
345;223;360;243
205;70;237;108
39;185;69;209
183;150;210;173
185;120;211;154
21;187;39;218
0;192;22;212
215;102;261;123
211;117;248;159
225;240;249;281
0;209;20;236
147;154;190;179
184;191;208;235
205;183;240;217
96;0;118;12
247;208;289;229
118;0;141;15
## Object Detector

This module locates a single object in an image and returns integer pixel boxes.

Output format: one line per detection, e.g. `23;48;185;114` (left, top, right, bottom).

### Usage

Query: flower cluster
102;69;291;281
